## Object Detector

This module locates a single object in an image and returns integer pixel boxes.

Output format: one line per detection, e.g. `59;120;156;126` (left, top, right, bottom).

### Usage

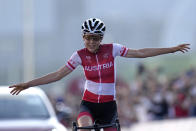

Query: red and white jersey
66;43;128;103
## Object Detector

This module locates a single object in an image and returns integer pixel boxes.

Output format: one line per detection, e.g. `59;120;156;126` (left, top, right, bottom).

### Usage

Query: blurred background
0;0;196;130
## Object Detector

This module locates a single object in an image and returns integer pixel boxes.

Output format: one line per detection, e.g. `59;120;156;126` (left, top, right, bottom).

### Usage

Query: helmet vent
83;29;90;33
102;27;106;31
91;21;99;31
84;21;89;30
96;23;103;30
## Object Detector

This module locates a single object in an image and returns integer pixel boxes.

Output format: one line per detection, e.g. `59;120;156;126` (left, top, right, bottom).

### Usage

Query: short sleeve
66;52;82;70
112;43;128;57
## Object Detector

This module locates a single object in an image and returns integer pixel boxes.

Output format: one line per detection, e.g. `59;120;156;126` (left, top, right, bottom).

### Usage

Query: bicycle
72;119;121;131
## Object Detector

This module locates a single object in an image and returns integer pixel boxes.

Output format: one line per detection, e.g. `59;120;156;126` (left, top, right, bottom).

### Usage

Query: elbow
55;69;70;81
55;76;62;81
137;53;148;58
55;72;63;81
56;74;63;81
137;52;152;58
141;55;149;58
134;50;147;58
137;55;147;58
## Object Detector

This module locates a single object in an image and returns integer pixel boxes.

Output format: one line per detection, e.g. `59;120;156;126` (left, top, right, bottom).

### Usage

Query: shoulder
100;44;114;52
102;43;112;46
101;43;113;48
101;43;125;50
77;48;86;53
112;43;122;47
103;43;124;48
76;48;87;56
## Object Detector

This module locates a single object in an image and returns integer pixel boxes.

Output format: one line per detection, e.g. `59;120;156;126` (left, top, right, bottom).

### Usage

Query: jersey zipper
95;54;102;103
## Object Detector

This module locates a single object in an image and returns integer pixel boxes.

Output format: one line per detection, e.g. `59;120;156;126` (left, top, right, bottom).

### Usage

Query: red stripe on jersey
121;47;126;56
83;90;114;103
99;95;114;103
65;65;73;70
68;61;75;70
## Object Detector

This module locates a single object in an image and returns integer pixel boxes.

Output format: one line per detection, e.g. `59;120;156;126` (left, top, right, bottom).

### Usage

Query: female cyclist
9;18;190;131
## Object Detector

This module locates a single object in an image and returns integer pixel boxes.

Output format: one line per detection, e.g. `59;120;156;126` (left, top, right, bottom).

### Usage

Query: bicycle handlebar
72;119;121;131
76;123;116;129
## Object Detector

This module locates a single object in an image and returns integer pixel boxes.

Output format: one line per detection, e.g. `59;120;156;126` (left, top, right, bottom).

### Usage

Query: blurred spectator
172;93;189;118
116;77;138;127
148;93;169;120
189;86;196;116
64;76;85;126
55;97;72;127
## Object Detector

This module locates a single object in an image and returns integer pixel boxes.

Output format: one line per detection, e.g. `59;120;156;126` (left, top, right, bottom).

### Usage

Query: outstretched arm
9;65;72;95
125;44;190;58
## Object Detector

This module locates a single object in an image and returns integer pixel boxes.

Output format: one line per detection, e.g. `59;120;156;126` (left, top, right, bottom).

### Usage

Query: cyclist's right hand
9;83;29;95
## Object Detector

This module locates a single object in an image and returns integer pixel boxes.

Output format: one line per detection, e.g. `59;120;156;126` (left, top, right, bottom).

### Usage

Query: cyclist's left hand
173;44;190;53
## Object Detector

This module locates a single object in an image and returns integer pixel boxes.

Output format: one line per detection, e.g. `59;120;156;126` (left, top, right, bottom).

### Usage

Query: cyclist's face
83;34;102;53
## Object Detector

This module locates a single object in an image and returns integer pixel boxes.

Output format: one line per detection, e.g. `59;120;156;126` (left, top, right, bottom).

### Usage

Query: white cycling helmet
81;18;106;37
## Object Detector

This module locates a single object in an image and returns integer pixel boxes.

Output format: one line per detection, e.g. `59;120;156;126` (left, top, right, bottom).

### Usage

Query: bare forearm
126;44;190;58
137;47;175;58
25;66;72;87
9;66;72;95
25;72;61;87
